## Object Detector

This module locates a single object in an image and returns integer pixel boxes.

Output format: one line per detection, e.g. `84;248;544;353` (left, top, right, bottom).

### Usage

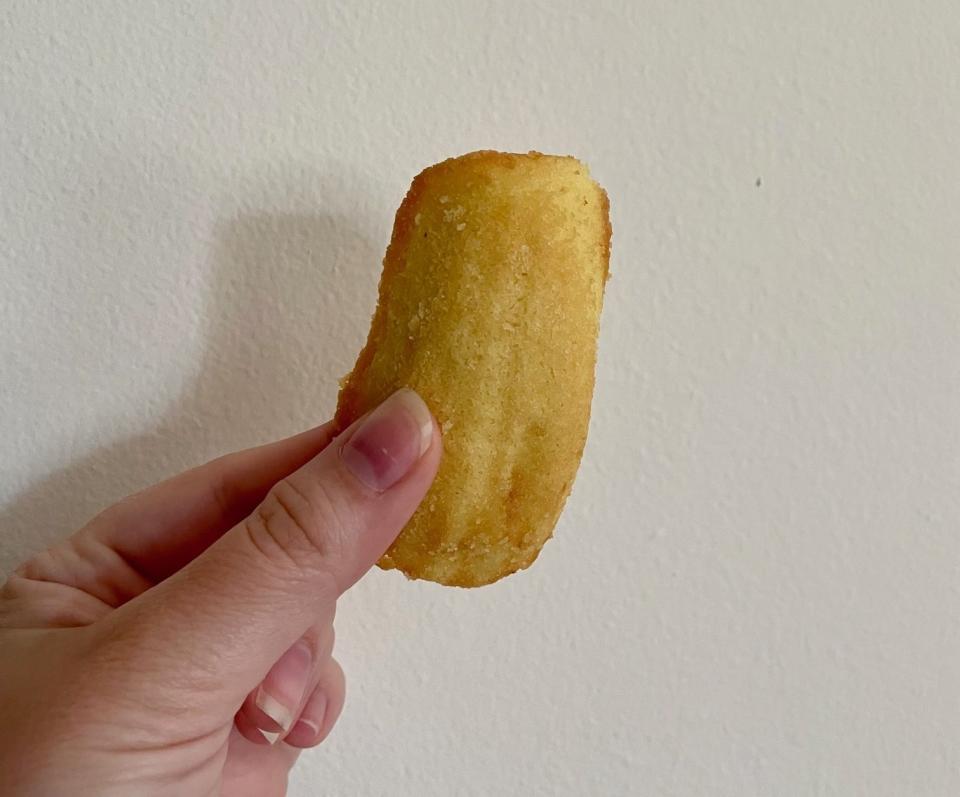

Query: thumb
106;388;439;705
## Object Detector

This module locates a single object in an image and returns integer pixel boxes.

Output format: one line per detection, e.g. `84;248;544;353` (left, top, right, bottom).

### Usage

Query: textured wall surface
2;2;959;795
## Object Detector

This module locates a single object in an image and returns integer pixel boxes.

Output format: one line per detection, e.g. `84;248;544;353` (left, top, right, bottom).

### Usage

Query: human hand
0;389;439;796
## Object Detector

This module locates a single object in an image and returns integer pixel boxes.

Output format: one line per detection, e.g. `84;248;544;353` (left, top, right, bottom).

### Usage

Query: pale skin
0;388;440;796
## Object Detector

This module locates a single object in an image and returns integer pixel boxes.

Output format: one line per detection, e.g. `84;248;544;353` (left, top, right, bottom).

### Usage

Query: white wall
2;2;959;794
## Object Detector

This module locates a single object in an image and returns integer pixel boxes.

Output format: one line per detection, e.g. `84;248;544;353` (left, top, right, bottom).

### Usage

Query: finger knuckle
244;475;354;572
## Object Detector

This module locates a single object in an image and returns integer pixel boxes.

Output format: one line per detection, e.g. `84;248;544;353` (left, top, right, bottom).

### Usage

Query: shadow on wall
0;212;378;572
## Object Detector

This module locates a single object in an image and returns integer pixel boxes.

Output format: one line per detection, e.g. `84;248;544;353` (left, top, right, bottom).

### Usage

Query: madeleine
336;151;610;587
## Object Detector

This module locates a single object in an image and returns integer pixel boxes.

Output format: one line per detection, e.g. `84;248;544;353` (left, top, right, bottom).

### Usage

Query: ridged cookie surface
335;151;610;587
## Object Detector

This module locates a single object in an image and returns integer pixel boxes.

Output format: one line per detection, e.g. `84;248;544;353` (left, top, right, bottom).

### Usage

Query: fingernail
291;716;321;741
340;388;433;491
254;639;313;743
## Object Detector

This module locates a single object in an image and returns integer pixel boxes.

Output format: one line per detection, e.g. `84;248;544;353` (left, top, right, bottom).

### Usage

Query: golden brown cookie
336;151;610;586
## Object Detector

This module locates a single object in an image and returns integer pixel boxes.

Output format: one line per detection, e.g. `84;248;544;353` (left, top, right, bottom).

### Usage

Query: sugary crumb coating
335;151;611;587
